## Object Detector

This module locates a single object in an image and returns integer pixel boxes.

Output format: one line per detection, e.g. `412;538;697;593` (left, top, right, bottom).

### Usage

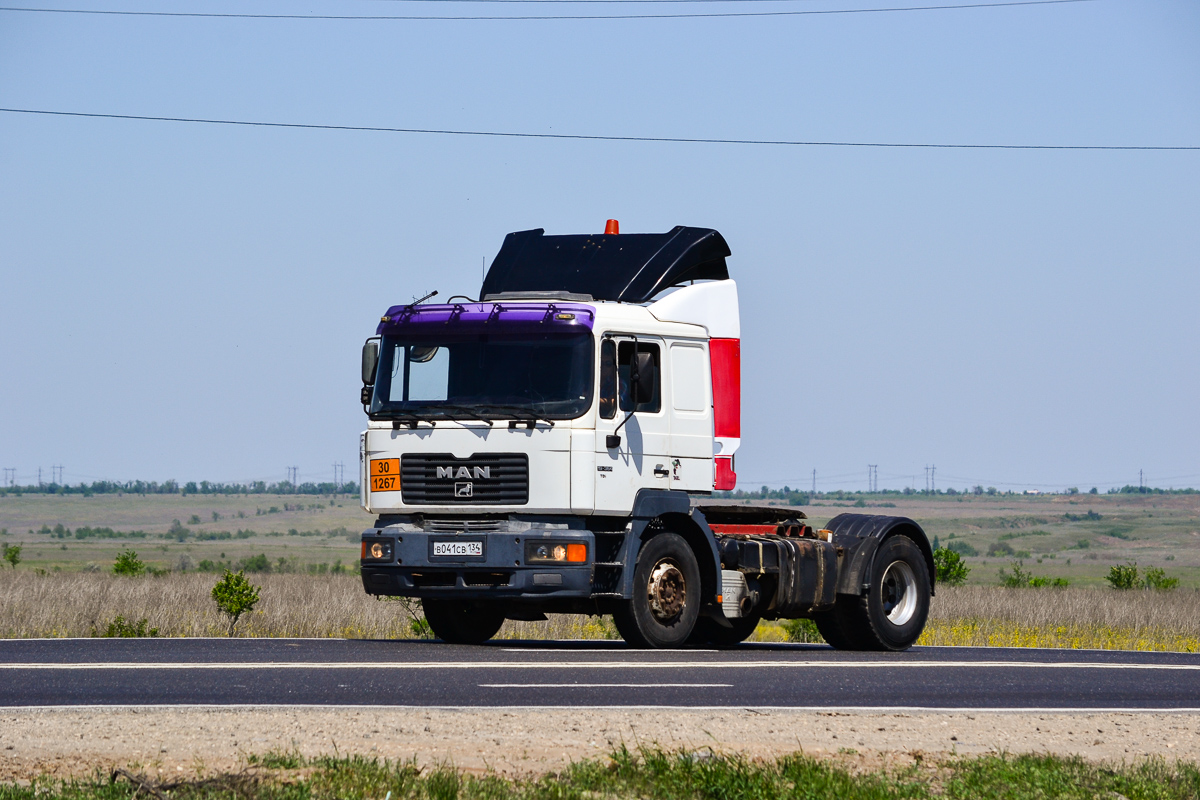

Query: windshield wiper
374;410;438;429
429;404;495;427
475;404;556;428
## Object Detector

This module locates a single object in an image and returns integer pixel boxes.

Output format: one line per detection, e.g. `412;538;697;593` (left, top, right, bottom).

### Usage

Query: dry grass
4;573;1200;651
919;585;1200;651
0;572;616;640
0;572;410;639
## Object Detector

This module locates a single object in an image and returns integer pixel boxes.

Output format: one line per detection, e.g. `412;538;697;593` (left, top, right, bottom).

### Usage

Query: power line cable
0;0;1096;21
3;108;1196;150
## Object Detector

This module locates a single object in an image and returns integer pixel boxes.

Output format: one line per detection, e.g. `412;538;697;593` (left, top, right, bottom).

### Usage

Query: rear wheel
613;533;701;648
422;599;505;645
818;535;930;651
688;614;761;646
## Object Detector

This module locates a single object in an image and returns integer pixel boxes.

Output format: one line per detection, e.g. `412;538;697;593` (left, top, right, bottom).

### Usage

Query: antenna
410;290;438;307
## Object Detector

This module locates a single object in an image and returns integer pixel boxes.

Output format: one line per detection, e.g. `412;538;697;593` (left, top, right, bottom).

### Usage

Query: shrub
1106;563;1141;590
987;541;1014;557
780;618;823;643
999;561;1066;588
98;616;159;638
933;547;970;587
211;569;261;635
2;543;20;569
239;553;271;573
188;514;202;525
947;539;979;557
1143;568;1180;590
112;550;146;576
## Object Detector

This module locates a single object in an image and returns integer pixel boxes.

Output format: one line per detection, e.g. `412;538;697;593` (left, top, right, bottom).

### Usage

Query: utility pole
333;461;344;493
38;467;43;488
931;464;936;494
3;468;14;487
811;469;816;495
868;465;878;493
1139;469;1144;491
53;465;64;484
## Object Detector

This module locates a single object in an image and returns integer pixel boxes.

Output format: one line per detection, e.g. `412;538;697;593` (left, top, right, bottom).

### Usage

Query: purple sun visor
376;301;596;337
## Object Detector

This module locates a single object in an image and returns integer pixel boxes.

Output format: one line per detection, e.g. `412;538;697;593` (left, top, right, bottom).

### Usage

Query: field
1;490;1199;649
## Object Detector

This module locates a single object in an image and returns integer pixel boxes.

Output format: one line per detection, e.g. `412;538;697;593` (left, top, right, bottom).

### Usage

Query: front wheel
613;533;701;648
422;599;505;645
819;535;931;651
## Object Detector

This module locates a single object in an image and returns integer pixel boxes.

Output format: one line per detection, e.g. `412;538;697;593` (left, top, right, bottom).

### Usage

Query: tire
818;535;930;651
613;533;702;649
422;599;505;645
688;614;761;647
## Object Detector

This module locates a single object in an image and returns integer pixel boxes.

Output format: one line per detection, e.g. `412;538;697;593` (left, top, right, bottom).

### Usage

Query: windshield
370;331;594;420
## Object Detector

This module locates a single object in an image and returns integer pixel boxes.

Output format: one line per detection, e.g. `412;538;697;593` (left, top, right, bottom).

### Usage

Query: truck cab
359;223;934;650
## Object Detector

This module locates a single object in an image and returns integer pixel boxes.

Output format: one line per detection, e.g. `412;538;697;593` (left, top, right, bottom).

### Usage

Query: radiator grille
401;453;529;506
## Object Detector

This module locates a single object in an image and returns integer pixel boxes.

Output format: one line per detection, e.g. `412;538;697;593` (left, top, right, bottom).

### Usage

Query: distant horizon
1;474;1194;496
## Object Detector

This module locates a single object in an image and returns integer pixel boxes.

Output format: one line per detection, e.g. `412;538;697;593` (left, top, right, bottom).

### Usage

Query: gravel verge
1;707;1197;780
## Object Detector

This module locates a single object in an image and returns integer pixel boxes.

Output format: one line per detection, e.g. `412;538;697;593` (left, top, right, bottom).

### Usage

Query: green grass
3;748;1200;800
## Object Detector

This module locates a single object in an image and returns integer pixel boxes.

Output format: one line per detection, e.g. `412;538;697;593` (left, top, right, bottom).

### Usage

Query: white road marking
0;660;1197;670
480;683;732;688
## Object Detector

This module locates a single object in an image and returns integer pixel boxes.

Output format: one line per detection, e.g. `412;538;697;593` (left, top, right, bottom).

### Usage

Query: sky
1;0;1197;493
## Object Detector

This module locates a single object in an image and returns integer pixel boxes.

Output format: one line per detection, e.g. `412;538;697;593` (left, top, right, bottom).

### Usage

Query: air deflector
480;226;731;304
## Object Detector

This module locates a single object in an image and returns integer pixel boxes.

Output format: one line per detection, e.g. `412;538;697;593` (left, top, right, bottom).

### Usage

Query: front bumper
361;528;595;600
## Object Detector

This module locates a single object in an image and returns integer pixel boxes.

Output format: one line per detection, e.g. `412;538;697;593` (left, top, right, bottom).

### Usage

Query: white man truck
358;222;933;649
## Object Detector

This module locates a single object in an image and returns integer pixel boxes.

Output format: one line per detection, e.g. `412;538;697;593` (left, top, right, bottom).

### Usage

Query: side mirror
634;351;656;400
361;338;380;385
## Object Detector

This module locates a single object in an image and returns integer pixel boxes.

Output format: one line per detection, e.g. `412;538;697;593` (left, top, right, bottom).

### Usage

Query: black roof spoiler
480;226;731;304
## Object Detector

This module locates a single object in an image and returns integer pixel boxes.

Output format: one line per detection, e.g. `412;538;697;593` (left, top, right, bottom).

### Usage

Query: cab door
667;340;714;491
594;335;671;514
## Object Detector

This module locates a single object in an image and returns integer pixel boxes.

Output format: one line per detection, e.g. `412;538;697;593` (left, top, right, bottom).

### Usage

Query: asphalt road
2;639;1198;710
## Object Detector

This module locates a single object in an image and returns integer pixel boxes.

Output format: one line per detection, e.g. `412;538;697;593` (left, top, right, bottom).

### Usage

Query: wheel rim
647;558;687;622
881;560;918;626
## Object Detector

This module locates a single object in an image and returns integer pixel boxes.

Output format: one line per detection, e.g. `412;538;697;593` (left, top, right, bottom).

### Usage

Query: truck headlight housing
525;541;587;564
361;538;395;562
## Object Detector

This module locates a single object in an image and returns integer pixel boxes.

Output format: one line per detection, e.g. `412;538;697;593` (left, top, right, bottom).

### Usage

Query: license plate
432;540;483;558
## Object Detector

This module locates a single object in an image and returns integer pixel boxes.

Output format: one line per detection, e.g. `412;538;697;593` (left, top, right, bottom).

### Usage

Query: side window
617;341;661;414
670;343;708;412
599;339;617;419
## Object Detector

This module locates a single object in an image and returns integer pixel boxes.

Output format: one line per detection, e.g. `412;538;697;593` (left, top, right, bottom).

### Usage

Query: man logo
454;482;473;498
437;466;491;479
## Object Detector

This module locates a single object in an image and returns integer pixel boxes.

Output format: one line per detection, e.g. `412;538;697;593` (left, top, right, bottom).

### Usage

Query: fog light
361;538;394;562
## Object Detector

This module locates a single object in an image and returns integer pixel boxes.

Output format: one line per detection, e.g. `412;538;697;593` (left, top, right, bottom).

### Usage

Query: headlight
361;538;395;562
525;541;587;563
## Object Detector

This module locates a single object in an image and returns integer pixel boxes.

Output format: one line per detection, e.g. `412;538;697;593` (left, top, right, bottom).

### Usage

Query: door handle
654;465;670;477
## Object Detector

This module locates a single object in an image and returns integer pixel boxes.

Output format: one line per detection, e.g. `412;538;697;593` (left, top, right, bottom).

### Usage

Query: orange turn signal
566;543;587;562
